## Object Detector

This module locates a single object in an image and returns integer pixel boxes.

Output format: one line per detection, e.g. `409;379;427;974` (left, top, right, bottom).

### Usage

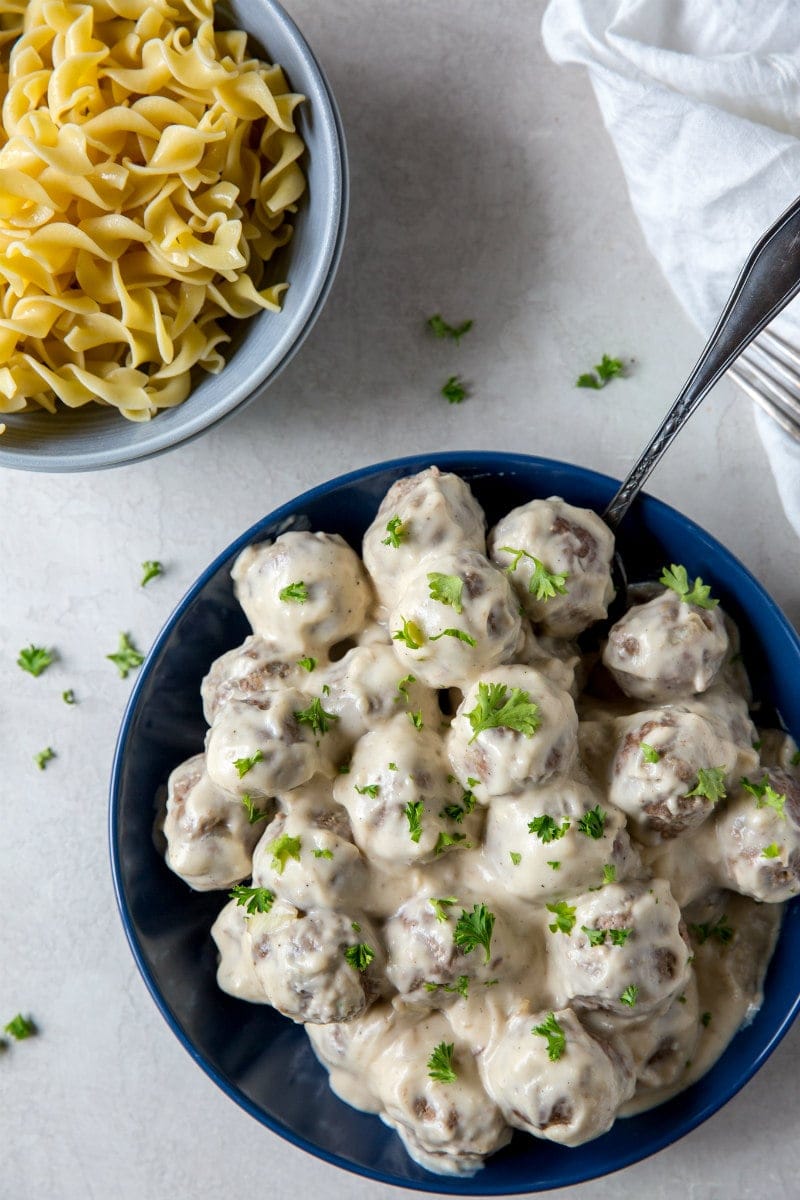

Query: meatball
307;1001;398;1113
369;1011;510;1176
714;769;800;901
384;893;511;1001
210;897;272;1003
682;683;759;754
362;468;487;620
334;714;482;866
515;624;582;698
482;778;639;902
161;754;263;890
201;635;302;723
753;729;800;773
205;693;329;799
608;707;746;844
388;550;521;688
548;880;691;1016
231;531;373;655
488;497;615;637
250;908;385;1024
250;784;368;912
480;1008;634;1146
603;589;729;702
317;641;440;747
447;666;578;797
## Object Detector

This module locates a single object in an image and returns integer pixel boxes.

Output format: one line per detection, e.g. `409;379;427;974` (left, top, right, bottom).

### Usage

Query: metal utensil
729;327;800;443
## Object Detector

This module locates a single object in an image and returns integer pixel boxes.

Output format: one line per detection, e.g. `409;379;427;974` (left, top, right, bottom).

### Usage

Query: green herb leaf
547;860;561;870
527;814;570;843
453;903;495;962
295;697;338;736
762;843;781;858
313;848;334;860
510;851;522;865
444;975;470;998
689;914;735;946
741;774;787;819
107;632;144;678
427;572;464;614
546;901;576;935
3;1014;35;1040
582;926;606;947
427;314;473;343
279;581;308;603
382;516;408;548
351;921;361;932
467;681;541;742
427;1040;457;1083
241;793;270;824
140;560;163;586
62;689;76;705
344;943;375;972
228;885;275;915
393;618;425;650
499;545;569;601
531;1011;566;1061
434;830;471;854
441;375;467;404
397;673;416;697
576;354;624;390
267;834;302;875
430;627;476;646
685;767;727;804
34;746;55;771
602;864;617;884
620;983;639;1008
429;896;458;923
405;799;424;843
609;928;633;947
408;709;424;730
297;656;317;673
354;783;380;798
233;749;263;778
640;742;660;764
659;564;719;609
17;645;54;677
577;806;607;839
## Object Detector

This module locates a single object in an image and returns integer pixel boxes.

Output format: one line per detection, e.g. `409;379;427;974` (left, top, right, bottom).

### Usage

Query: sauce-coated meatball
201;635;300;724
714;769;800;902
317;641;440;746
211;898;272;1003
205;693;328;798
307;1002;398;1113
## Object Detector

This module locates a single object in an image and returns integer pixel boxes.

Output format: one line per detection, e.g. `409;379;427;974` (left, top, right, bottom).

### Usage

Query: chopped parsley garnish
229;885;275;915
576;354;624;389
34;747;55;771
140;560;163;586
434;830;471;854
17;645;54;677
582;926;606;947
527;814;570;843
484;978;500;988
241;793;270;824
640;742;660;764
427;1040;457;1083
499;546;569;601
354;783;380;798
397;673;416;697
338;762;351;774
546;901;576;935
279;581;308;603
453;903;495;962
467;682;540;742
762;843;781;858
429;896;458;923
408;709;424;730
689;914;735;946
107;632;145;678
741;774;787;819
267;834;302;875
388;762;398;771
685;767;727;804
510;851;522;865
441;375;467;404
382;516;409;548
445;975;470;998
4;1014;35;1040
602;864;617;884
532;1012;567;1061
405;800;424;843
344;943;375;972
609;928;632;946
313;848;334;860
547;860;561;870
753;739;763;751
62;689;76;705
430;627;477;646
295;697;338;736
351;921;361;932
393;618;425;650
234;749;263;778
427;572;464;614
297;656;317;672
659;564;719;609
701;1011;713;1028
577;806;607;839
619;984;639;1008
427;314;473;343
439;801;468;823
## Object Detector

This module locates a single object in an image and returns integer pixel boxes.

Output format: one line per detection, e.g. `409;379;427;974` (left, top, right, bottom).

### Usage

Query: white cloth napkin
542;0;800;538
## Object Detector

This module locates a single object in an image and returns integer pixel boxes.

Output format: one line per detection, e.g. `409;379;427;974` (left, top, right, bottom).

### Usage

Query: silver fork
728;327;800;443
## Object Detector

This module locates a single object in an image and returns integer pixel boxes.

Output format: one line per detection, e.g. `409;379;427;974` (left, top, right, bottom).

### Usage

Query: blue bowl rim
109;449;800;1194
0;0;349;474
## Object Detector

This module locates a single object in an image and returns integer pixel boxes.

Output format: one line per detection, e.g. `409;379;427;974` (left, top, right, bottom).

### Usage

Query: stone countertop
1;2;798;1198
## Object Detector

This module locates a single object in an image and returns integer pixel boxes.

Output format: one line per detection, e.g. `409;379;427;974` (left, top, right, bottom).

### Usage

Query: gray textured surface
1;2;798;1198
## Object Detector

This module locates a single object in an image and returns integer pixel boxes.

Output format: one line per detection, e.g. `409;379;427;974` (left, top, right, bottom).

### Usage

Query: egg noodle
0;0;305;421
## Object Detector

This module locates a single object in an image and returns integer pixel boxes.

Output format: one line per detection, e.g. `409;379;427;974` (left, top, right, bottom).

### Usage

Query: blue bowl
0;0;347;473
109;451;800;1194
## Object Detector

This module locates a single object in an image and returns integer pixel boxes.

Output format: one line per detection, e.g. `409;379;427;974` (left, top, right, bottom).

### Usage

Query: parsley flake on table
532;1012;567;1061
546;901;576;935
527;814;570;843
267;834;302;875
404;800;424;843
17;645;54;677
313;848;334;860
228;885;274;915
576;354;624;390
577;805;607;839
344;943;375;972
659;564;719;609
441;375;467;404
429;896;458;923
355;783;380;798
453;903;495;962
499;546;569;601
140;560;163;586
430;627;476;646
62;689;76;705
741;774;787;818
510;851;522;865
279;581;308;604
434;830;471;854
427;1040;457;1083
619;984;639;1008
4;1014;35;1040
297;656;317;673
393;618;425;650
426;314;473;343
241;793;270;824
107;632;145;678
762;843;782;858
295;697;338;736
34;747;55;771
467;682;540;742
689;914;735;946
685;767;727;804
582;926;607;947
609;928;633;947
234;749;263;778
382;516;408;548
427;572;464;613
640;741;660;764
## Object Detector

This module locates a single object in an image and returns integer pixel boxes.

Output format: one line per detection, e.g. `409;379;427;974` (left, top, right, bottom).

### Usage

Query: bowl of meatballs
110;450;800;1194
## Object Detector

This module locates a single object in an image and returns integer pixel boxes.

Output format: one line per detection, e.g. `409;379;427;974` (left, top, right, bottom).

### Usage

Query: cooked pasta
0;0;306;421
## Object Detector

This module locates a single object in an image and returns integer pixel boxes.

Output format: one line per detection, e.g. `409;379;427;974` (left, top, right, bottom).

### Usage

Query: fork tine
728;365;800;444
736;352;800;422
743;338;800;398
756;326;800;370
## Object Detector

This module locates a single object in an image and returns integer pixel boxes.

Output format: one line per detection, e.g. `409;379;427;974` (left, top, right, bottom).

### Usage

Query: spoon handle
603;192;800;530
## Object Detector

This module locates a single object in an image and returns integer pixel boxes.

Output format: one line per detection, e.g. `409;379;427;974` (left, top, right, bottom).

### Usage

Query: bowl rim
0;0;349;474
109;449;800;1194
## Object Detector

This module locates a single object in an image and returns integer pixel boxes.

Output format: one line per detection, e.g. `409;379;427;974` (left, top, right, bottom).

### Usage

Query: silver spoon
603;193;800;569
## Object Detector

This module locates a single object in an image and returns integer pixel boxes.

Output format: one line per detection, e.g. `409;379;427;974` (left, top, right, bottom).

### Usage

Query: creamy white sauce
159;467;798;1177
